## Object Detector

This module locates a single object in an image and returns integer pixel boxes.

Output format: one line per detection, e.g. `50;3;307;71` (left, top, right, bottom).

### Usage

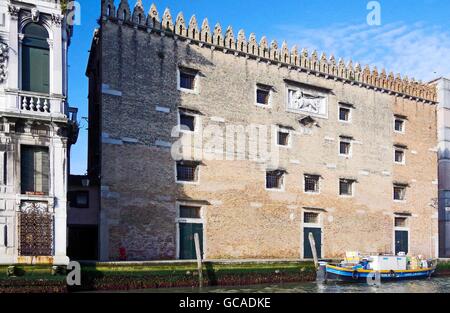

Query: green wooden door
304;227;322;259
179;223;203;260
395;230;409;255
22;45;50;94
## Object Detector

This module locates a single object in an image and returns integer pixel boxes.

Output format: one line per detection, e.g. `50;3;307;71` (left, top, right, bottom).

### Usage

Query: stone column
6;5;19;111
50;15;63;116
51;138;69;265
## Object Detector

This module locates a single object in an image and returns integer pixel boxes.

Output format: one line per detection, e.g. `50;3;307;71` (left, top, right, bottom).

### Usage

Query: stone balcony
1;89;69;121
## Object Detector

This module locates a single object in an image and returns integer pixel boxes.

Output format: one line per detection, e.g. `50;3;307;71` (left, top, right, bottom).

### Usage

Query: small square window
266;171;284;190
394;185;406;201
256;87;270;105
179;205;201;219
394;149;405;164
339;107;351;122
179;70;197;90
69;191;89;209
340;140;351;156
176;161;199;182
179;112;195;132
304;175;320;193
395;217;407;228
339;179;354;196
394;118;405;133
304;212;319;224
278;131;290;146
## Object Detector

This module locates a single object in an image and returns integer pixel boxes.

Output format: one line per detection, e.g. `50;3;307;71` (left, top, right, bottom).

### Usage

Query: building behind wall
0;0;78;265
87;0;439;261
67;175;99;261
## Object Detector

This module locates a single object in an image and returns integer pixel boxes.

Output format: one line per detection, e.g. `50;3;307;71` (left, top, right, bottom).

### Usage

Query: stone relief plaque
286;85;328;118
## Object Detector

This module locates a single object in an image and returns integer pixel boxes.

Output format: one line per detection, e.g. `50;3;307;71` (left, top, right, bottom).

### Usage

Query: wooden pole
194;233;203;288
308;232;319;269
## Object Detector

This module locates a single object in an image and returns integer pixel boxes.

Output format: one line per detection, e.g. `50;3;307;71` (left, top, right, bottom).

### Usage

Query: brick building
87;0;439;261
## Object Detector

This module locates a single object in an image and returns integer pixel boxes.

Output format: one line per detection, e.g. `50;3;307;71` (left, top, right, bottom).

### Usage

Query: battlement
101;0;437;103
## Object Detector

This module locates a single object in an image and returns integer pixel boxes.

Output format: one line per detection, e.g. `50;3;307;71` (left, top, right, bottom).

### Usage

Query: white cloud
275;22;450;82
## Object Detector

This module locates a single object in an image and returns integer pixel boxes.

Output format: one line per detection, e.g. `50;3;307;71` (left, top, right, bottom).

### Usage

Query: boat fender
352;270;359;280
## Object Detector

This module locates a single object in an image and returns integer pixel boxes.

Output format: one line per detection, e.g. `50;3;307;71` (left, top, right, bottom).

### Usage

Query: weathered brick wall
98;20;438;261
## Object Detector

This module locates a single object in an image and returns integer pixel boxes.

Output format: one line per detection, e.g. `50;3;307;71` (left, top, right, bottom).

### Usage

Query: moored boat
325;264;435;282
323;253;436;283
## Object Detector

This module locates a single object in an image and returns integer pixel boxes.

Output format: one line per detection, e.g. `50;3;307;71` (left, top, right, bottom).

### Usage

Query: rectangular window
304;212;319;224
176;161;199;183
179;205;201;219
304;175;320;193
394;118;405;133
179;112;196;132
69;191;89;209
394;185;407;201
21;146;49;195
339;179;354;196
395;217;408;228
179;69;197;90
394;149;405;164
256;85;271;105
278;131;290;146
339;140;351;156
266;171;284;190
339;107;351;122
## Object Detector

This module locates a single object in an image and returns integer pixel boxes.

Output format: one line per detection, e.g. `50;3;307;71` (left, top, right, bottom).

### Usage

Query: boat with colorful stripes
323;253;436;283
325;264;435;282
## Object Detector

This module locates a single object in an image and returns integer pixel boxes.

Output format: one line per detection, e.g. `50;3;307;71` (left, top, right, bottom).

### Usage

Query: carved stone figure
289;90;325;114
31;8;40;22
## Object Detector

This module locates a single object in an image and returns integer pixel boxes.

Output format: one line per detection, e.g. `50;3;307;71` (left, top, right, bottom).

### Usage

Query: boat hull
325;265;434;283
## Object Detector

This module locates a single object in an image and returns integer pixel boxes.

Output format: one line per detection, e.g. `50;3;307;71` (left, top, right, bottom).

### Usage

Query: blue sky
69;0;450;174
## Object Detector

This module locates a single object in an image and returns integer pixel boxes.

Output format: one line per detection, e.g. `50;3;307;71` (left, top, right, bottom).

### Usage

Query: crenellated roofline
100;0;437;103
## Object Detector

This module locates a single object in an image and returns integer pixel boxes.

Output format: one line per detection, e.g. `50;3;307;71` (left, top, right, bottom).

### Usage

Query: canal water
133;278;450;293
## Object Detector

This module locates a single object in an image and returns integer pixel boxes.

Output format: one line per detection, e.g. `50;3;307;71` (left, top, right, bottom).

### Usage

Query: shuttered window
21;146;50;195
21;23;50;94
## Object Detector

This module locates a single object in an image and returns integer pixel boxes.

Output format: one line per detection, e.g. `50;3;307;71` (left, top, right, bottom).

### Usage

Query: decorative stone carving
20;201;48;214
200;18;211;43
224;26;235;49
132;0;145;26
117;0;131;22
213;23;223;46
51;14;63;26
148;3;160;29
31;8;40;23
287;86;328;118
175;12;186;36
105;2;438;102
8;5;20;19
102;0;116;18
162;8;174;32
0;42;8;83
188;15;199;40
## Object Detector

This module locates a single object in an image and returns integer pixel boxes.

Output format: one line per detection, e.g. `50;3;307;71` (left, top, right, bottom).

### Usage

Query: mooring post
194;233;203;288
308;232;319;269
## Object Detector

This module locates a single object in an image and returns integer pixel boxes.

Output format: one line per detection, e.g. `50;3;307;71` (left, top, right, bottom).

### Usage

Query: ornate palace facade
0;0;77;265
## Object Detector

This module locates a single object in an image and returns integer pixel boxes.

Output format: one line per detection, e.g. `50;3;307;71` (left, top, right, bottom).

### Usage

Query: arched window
22;23;50;94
